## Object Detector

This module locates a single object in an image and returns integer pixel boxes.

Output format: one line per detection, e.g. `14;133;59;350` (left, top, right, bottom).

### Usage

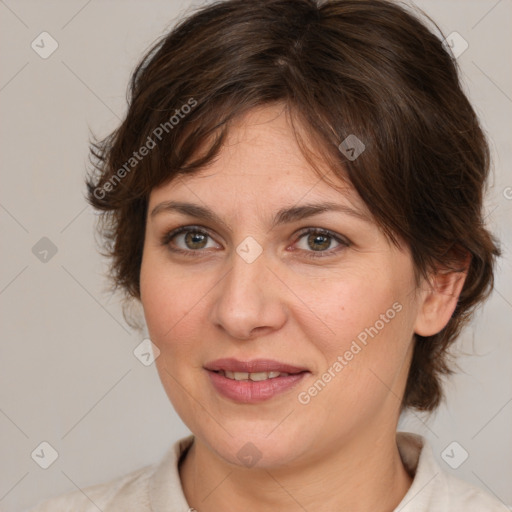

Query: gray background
0;0;511;510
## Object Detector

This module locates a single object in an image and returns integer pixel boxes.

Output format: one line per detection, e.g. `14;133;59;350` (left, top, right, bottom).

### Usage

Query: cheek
140;248;210;343
139;256;220;420
140;261;207;416
142;290;202;359
293;262;408;351
293;262;415;406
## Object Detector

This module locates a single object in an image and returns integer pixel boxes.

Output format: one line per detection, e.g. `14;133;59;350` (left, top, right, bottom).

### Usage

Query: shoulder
26;435;194;512
442;471;510;511
26;461;155;512
396;432;509;512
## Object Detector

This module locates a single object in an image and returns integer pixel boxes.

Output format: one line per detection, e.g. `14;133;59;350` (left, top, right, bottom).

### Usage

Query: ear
414;252;471;337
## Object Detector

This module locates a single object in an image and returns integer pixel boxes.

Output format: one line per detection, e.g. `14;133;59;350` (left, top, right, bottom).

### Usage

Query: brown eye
293;228;349;258
183;231;209;250
162;226;221;253
306;233;332;251
296;230;341;252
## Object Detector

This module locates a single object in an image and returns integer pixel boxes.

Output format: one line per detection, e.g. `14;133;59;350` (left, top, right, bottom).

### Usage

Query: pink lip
204;358;309;404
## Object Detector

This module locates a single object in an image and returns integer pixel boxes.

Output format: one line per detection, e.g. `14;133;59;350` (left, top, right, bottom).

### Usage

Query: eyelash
160;225;350;259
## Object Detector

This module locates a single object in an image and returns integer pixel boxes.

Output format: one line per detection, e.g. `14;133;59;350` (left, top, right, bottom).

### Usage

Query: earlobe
414;255;470;337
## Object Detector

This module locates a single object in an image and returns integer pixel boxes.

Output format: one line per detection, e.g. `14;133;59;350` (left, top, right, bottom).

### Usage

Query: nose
208;246;287;340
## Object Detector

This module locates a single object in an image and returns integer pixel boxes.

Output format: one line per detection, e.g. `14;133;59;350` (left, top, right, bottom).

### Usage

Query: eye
293;228;349;257
161;225;349;259
162;225;221;254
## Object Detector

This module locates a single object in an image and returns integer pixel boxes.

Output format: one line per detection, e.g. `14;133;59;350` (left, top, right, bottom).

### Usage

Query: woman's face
140;104;424;468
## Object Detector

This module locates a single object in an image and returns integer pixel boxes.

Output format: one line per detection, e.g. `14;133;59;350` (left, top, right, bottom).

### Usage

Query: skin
140;104;467;512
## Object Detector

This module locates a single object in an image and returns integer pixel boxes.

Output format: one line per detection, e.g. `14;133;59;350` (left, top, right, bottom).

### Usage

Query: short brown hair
86;0;500;411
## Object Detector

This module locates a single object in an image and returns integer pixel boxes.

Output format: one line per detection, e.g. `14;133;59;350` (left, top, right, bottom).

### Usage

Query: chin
197;423;313;470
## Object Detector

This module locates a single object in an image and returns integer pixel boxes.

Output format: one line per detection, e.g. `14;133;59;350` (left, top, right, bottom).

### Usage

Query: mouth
204;357;308;372
204;358;310;403
213;369;296;381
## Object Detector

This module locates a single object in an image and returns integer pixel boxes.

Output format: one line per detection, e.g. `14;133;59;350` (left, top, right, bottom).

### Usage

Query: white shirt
27;432;508;511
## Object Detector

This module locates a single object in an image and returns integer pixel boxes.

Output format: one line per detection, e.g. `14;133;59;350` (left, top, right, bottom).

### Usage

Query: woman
29;0;506;510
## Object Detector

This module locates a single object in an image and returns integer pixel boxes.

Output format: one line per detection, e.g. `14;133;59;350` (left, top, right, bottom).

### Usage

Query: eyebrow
149;200;371;230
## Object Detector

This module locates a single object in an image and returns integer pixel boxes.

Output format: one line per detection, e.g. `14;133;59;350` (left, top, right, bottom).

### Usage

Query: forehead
149;104;366;214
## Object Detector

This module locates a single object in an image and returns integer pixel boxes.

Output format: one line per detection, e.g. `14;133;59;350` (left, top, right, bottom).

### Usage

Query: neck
179;427;413;512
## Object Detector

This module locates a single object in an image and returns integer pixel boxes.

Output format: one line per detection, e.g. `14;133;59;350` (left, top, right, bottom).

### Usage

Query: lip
204;358;309;374
204;358;310;404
